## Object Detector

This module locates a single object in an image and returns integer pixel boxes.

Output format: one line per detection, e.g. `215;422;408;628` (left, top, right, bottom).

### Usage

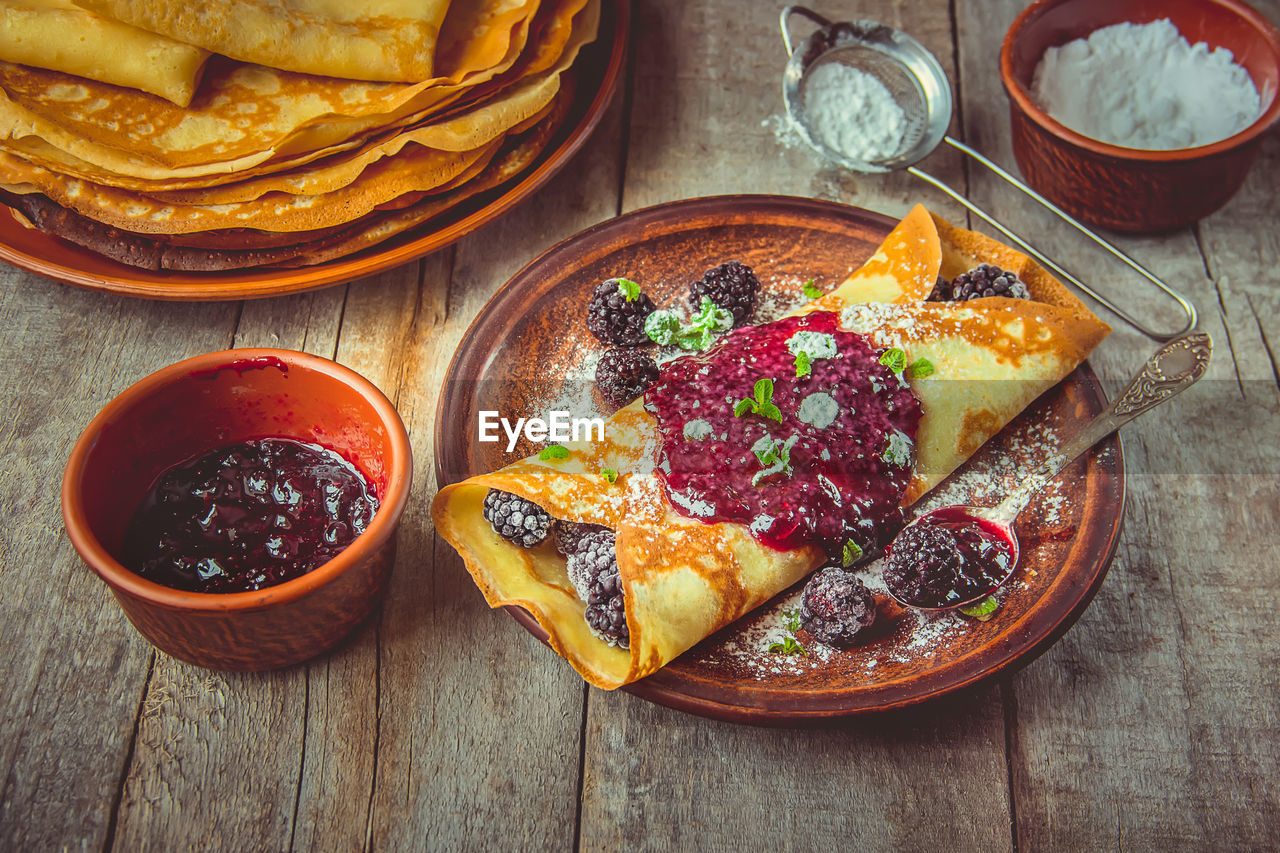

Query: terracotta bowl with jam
1001;0;1280;232
61;349;412;671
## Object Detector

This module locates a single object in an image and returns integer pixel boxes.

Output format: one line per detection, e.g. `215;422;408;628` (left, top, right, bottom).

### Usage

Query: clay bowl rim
999;0;1280;163
61;347;413;613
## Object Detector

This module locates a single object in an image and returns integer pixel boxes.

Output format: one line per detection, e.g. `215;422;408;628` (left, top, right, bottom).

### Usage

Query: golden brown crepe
69;0;452;82
432;206;1111;689
0;0;210;105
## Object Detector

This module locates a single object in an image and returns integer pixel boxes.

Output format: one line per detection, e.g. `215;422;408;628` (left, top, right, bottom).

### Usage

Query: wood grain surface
2;0;1277;849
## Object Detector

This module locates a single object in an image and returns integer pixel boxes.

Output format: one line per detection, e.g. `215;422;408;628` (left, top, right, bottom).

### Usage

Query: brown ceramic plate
434;195;1125;724
0;1;628;302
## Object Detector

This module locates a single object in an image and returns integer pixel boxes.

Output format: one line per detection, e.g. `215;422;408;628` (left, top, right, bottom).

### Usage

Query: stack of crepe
0;0;601;270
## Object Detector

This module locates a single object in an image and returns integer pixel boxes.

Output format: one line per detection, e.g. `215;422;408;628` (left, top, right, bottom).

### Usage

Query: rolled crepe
432;206;1111;689
0;0;210;105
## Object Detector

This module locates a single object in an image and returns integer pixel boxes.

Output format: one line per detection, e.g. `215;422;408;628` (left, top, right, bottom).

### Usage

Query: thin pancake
70;0;451;82
0;0;210;105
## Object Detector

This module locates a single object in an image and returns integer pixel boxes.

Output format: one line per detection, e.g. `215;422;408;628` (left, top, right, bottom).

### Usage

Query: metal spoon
780;6;1198;342
883;331;1213;611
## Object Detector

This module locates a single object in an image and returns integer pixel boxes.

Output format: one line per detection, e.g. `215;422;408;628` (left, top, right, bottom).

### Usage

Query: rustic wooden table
3;0;1278;848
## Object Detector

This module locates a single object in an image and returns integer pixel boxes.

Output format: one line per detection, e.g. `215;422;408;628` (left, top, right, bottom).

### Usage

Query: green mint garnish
882;430;914;467
734;378;782;422
768;636;806;656
802;278;824;299
676;325;716;351
795;350;812;378
644;310;682;346
600;468;619;484
879;347;907;374
783;608;802;633
908;357;935;379
751;435;796;486
842;540;863;567
615;278;640;301
958;595;1000;621
538;444;570;461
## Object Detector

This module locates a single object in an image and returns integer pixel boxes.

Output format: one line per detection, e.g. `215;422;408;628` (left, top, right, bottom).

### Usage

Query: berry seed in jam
644;311;922;556
122;438;379;594
883;509;1015;608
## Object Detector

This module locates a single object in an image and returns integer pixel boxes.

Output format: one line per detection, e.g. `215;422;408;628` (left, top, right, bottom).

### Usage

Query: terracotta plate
434;195;1125;724
0;1;628;302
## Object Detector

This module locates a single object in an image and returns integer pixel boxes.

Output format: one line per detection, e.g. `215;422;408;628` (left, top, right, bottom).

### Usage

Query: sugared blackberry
595;347;659;408
689;260;760;326
586;277;656;346
883;520;963;606
482;489;551;548
799;567;877;648
564;528;629;648
554;520;610;558
940;263;1030;302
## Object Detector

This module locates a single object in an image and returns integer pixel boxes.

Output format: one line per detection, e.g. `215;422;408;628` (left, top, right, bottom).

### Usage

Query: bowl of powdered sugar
1001;0;1280;232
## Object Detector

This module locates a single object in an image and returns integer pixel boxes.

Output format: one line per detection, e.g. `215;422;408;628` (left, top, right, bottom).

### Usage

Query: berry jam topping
595;347;660;408
483;489;552;548
586;277;656;346
564;528;629;648
689;260;761;327
800;567;877;648
122;438;379;594
644;311;922;555
883;511;1014;608
929;263;1030;302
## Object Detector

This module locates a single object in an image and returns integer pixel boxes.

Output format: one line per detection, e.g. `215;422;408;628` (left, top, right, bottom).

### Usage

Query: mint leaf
753;378;773;406
879;347;907;374
842;539;863;567
908;357;935;379
691;297;734;332
958;595;999;621
644;310;682;346
768;636;806;656
758;402;783;422
615;278;640;301
783;608;802;633
600;468;619;484
802;278;823;299
538;444;570;461
733;398;756;418
676;326;715;351
795;351;812;378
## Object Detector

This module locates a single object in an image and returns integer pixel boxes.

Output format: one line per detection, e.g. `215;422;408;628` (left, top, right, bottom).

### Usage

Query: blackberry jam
884;509;1014;608
644;311;921;555
122;437;379;594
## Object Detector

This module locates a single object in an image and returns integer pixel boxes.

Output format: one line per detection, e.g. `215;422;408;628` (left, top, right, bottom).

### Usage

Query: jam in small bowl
61;349;412;671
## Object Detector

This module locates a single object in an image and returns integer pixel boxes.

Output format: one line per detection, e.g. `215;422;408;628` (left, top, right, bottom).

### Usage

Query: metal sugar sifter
780;6;1198;341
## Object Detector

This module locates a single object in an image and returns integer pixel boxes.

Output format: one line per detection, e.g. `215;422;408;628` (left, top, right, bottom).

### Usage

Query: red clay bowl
61;349;412;671
1000;0;1280;232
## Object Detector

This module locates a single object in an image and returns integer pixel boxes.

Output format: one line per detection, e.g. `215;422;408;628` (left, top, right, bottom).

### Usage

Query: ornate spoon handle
989;332;1213;524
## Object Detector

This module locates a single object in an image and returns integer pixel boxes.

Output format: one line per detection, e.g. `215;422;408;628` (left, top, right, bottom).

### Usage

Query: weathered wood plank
0;276;238;850
956;0;1280;846
580;2;1013;850
362;96;629;849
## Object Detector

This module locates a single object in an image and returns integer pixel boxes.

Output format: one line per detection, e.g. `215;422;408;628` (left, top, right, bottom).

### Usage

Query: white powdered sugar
802;62;906;163
1031;18;1263;150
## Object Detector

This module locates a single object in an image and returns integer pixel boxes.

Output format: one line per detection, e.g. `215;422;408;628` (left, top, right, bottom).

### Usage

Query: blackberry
586;278;656;346
554;520;610;558
883;520;963;607
926;274;950;302
595;347;659;408
482;489;551;548
564;528;629;648
943;263;1030;302
689;260;760;326
799;567;877;648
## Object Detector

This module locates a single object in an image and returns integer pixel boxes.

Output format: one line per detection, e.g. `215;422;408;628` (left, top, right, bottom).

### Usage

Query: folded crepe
0;0;210;105
435;205;1112;689
69;0;451;82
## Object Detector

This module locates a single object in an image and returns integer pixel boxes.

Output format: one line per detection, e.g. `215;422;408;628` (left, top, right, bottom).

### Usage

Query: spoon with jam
883;332;1213;611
